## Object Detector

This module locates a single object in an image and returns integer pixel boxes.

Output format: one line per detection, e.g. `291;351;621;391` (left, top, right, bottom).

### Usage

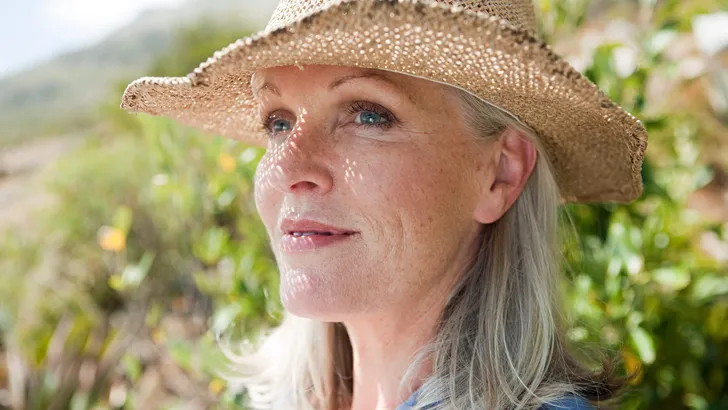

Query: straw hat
120;0;648;204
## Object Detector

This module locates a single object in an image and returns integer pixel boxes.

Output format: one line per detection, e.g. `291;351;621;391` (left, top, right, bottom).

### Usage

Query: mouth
286;231;356;237
280;218;357;237
278;218;358;252
280;229;358;253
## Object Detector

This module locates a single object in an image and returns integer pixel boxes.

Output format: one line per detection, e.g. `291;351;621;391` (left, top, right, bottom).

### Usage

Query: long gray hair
219;86;623;410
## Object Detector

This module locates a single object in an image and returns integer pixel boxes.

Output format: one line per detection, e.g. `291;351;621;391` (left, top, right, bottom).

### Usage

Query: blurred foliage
1;0;727;409
1;20;279;410
555;0;728;409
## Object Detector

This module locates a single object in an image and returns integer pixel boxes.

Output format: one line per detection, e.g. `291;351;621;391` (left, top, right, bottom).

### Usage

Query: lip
279;218;358;253
280;218;356;236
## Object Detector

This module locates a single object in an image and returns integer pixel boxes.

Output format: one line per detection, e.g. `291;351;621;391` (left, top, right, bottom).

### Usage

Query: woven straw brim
120;0;647;204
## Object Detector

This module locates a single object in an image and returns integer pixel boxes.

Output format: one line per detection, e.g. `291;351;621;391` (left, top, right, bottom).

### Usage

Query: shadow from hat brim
119;0;647;204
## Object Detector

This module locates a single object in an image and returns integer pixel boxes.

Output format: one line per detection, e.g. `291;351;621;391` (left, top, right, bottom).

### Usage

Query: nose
258;124;335;195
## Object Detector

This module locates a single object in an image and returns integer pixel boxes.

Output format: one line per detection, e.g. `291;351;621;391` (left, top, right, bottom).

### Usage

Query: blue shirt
396;388;595;410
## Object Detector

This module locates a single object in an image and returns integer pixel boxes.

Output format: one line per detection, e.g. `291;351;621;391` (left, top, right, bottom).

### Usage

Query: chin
278;273;352;321
281;296;353;322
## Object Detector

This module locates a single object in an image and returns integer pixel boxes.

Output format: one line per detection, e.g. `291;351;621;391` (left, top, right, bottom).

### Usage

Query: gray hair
218;87;623;410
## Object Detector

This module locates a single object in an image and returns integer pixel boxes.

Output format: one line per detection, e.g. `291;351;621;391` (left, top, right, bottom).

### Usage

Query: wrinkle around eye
335;123;417;146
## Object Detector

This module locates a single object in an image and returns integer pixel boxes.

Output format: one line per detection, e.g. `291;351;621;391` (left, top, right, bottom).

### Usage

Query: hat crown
265;0;538;35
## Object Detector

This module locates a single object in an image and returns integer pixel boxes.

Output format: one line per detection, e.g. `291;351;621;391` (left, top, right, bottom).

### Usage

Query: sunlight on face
252;65;486;320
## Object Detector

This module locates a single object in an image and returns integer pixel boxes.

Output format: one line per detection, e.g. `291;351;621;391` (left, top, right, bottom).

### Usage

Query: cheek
253;153;281;230
350;148;472;239
399;170;463;240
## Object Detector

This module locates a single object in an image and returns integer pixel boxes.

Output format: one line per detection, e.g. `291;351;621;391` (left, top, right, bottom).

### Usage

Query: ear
472;127;538;224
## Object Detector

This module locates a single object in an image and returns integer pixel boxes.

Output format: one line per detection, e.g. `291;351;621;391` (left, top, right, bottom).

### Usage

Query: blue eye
271;118;291;132
262;101;395;138
356;111;386;125
348;101;394;128
264;115;293;136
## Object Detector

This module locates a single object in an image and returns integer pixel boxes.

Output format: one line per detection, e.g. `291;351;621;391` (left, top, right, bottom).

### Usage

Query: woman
121;1;647;409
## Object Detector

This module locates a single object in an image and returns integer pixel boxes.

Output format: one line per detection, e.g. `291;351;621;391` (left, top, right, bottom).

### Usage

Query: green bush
555;1;728;408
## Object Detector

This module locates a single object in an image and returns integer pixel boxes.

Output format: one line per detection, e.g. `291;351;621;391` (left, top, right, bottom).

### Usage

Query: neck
342;228;482;410
344;290;447;410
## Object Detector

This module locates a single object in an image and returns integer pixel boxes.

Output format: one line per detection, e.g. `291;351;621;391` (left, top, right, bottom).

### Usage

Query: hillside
0;0;276;146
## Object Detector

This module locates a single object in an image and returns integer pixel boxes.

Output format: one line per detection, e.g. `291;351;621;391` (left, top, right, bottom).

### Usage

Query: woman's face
252;65;490;320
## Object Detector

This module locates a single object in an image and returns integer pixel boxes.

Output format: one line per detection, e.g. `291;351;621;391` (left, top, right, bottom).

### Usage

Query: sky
1;0;725;80
0;0;184;78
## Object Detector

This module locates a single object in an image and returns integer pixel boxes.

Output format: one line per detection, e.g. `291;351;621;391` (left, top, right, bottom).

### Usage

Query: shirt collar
395;388;420;410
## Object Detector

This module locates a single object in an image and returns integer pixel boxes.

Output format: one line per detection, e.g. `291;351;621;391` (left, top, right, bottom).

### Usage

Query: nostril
267;158;334;195
290;180;319;192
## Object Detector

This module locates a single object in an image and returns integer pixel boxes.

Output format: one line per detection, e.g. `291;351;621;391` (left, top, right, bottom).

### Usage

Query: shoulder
540;395;595;410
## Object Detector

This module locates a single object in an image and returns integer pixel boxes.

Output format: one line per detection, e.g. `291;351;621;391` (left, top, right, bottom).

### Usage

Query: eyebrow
328;70;400;91
254;69;408;100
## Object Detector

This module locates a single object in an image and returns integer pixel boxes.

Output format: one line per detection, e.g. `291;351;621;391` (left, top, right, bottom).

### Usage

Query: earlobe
473;192;507;225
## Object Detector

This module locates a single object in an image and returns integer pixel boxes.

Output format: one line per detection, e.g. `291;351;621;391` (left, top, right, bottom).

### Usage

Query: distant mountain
0;0;278;145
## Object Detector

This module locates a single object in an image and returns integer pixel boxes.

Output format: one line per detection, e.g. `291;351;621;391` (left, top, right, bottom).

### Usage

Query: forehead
253;65;404;87
251;65;455;107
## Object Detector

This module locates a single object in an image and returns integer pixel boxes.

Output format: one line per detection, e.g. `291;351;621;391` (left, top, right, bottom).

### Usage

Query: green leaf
112;205;133;235
168;340;194;372
652;267;690;292
707;302;728;341
240;147;261;164
691;274;728;302
108;275;124;292
121;354;142;383
217;188;237;208
194;227;230;266
69;392;89;410
649;29;678;54
212;303;242;335
120;251;155;289
630;326;656;364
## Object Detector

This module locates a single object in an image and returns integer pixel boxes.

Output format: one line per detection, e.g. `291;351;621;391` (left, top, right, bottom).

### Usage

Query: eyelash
261;101;396;137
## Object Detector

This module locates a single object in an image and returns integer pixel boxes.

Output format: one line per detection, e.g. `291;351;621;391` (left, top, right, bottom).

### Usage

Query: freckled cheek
345;155;413;202
394;162;463;233
354;157;442;234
